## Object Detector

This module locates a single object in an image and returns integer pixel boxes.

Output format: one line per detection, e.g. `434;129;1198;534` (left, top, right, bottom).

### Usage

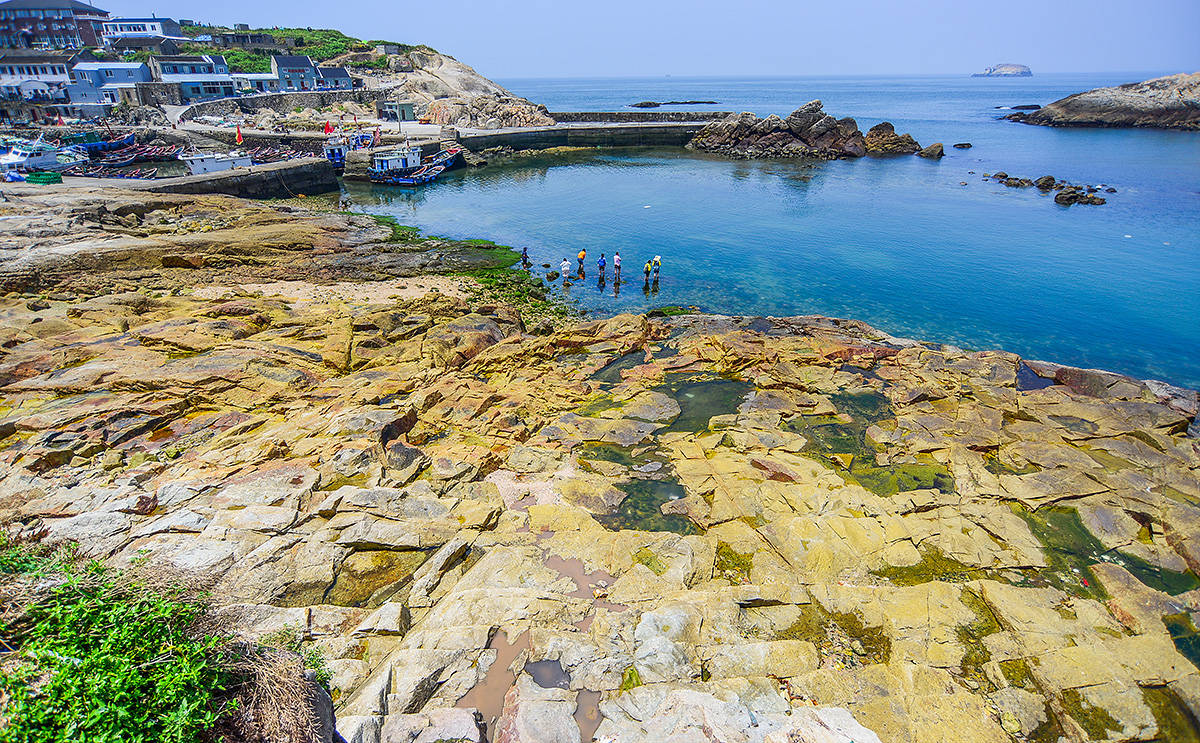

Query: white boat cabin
371;144;424;173
182;152;253;175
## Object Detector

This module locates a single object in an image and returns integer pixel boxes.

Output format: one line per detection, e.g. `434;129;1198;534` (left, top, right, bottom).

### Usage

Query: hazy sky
102;0;1200;79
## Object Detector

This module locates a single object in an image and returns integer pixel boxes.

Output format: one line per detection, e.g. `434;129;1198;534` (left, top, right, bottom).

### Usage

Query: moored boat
181;151;254;175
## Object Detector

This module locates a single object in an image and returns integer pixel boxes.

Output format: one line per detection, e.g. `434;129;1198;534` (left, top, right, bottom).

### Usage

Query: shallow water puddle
1164;613;1200;671
574;689;603;741
597;478;698;535
544;554;626;613
787;391;955;496
590;352;646;386
658;374;753;433
1016;506;1200;599
524;659;571;689
455;629;530;735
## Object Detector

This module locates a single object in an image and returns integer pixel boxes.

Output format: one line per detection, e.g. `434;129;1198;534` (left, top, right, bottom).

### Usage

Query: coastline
2;183;1199;743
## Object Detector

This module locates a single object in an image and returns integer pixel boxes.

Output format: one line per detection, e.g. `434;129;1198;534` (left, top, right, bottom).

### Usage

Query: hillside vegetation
176;25;435;72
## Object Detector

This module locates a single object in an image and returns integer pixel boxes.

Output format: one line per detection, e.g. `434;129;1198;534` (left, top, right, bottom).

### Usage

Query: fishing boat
323;132;375;169
368;144;459;186
181;151;253;175
77;132;135;154
0;140;86;172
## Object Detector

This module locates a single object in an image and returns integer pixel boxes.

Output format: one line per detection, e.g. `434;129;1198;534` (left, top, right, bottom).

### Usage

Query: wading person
613;251;621;282
521;247;530;268
560;257;570;281
643;259;652;286
597;252;606;278
653;255;661;281
577;248;586;278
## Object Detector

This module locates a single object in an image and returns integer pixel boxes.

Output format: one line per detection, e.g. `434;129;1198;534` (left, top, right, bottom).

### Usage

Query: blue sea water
343;74;1200;388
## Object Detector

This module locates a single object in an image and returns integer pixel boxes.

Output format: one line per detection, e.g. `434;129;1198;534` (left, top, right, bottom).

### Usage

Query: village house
210;31;287;52
109;35;178;55
62;59;148;116
0;0;108;49
149;53;233;101
271;54;318;91
317;65;352;90
99;16;182;44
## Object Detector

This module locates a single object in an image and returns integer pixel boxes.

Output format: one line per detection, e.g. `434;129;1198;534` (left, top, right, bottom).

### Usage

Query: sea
340;74;1200;388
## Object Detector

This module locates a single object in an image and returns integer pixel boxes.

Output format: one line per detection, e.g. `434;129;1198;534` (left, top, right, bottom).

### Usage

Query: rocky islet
1;185;1198;742
1006;72;1200;131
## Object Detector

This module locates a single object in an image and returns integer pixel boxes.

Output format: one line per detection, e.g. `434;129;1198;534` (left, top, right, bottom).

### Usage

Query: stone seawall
132;157;339;199
178;90;380;122
457;123;705;151
551;111;732;123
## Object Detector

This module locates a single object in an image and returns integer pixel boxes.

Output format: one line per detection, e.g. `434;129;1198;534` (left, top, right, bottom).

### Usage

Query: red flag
235;125;243;145
55;114;65;126
324;121;333;135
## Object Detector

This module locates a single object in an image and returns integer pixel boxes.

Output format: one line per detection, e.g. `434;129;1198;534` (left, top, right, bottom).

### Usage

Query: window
104;69;112;77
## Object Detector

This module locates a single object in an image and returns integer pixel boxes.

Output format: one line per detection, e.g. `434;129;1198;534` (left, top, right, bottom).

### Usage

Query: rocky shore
1006;72;1200;130
687;102;935;161
2;185;1199;743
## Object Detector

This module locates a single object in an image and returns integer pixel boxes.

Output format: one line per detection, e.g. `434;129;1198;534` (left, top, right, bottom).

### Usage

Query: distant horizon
98;0;1200;80
492;70;1188;81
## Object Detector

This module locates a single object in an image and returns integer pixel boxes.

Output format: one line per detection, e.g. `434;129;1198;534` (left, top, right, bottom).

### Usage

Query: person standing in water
643;259;652;286
577;248;586;278
521;247;530;268
560;257;570;281
613;251;621;283
653;255;661;281
597;253;606;278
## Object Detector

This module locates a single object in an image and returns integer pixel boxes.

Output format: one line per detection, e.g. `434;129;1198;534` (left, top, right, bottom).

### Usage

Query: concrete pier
130;157;339;199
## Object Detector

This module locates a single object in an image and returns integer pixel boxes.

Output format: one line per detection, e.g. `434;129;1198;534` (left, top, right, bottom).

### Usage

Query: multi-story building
210;31;286;52
99;16;181;44
63;59;147;116
271;54;318;91
110;35;178;55
0;0;108;49
232;71;279;93
149;54;233;102
0;49;70;121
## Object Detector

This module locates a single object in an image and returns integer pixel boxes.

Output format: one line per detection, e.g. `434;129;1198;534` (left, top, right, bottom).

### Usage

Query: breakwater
550;111;731;123
456;122;707;151
132;157;339;199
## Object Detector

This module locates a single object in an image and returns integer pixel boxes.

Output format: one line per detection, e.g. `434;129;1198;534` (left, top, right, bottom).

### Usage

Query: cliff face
1008;72;1200;130
389;49;555;130
972;63;1031;77
686;100;868;159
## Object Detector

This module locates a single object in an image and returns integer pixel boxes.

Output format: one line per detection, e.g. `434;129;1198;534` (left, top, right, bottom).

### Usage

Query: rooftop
104;16;174;23
159;72;233;82
152;54;226;65
0;0;107;11
272;55;315;68
72;62;146;70
318;67;350;79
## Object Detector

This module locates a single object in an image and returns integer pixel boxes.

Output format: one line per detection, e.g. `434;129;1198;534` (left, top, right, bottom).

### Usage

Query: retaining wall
179;89;380;122
132;157;339;199
457;123;706;151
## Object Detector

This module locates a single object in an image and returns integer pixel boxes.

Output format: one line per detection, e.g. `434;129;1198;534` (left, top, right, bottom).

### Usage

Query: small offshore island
0;18;1198;743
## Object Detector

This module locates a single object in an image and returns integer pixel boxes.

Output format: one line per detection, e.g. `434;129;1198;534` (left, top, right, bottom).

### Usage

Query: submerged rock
1007;72;1200;130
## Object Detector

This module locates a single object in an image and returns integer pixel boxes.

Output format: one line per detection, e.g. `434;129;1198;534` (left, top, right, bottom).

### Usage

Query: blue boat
78;132;136;154
322;132;374;169
368;145;460;186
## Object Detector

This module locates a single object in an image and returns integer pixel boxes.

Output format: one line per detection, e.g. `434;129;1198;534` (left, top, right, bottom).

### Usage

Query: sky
100;0;1200;79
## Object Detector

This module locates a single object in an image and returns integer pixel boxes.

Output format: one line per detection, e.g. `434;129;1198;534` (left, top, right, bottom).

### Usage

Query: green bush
0;535;327;743
0;540;235;743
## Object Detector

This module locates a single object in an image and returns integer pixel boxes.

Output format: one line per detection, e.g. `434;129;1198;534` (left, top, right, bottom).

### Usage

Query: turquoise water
343;74;1200;388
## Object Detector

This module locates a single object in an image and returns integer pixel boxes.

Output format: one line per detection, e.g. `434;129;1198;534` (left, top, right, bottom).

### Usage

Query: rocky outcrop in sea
863;122;922;155
1006;72;1200;130
686;100;867;159
2;185;1199;743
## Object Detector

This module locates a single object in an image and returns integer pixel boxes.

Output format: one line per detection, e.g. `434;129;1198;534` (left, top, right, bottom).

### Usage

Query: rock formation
389;49;555;130
2;185;1199;743
1006;72;1200;130
972;64;1032;77
864;122;922;155
686;100;867;159
917;142;944;159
